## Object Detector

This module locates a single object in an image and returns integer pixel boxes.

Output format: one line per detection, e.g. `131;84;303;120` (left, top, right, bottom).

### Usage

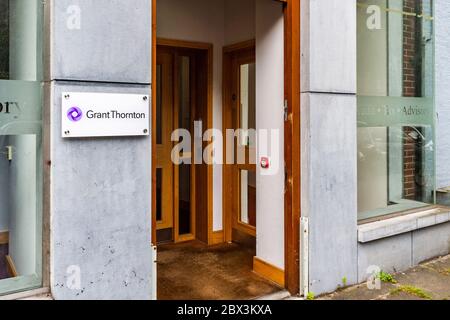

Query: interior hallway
157;241;282;300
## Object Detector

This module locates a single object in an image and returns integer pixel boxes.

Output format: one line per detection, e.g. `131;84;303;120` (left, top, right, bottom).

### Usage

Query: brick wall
403;0;421;200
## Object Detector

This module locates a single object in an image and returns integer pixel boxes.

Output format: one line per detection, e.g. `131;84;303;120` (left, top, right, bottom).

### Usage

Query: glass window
178;56;192;236
156;64;162;145
238;63;257;228
240;170;256;228
357;0;435;220
0;0;43;295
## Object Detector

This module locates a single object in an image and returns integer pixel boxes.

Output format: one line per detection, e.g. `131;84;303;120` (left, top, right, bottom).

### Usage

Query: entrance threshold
157;240;282;300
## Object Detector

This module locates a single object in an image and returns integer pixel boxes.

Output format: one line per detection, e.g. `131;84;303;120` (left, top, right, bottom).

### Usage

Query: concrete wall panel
302;92;358;294
412;222;450;265
301;0;356;94
436;1;450;189
357;221;450;283
50;82;152;300
357;233;412;283
51;0;151;84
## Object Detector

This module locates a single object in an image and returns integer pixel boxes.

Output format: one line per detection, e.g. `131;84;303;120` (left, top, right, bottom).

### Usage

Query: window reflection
0;0;43;294
357;0;435;220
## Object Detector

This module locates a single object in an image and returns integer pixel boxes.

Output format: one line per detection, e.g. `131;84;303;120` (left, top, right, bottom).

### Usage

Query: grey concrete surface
300;0;359;296
320;255;450;300
436;1;450;189
358;233;412;283
49;82;152;300
358;208;450;243
51;0;151;84
301;0;356;94
412;223;450;265
46;0;153;300
357;221;450;283
301;92;358;295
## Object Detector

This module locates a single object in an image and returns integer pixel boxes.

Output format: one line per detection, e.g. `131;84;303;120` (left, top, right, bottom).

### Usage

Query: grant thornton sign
61;92;150;138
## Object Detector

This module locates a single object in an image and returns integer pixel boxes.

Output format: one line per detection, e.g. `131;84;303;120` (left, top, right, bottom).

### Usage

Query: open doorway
152;0;300;300
154;38;281;300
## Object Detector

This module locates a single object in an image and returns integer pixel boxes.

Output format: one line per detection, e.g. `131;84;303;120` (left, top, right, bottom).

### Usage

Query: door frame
283;0;301;296
152;35;214;245
151;0;300;295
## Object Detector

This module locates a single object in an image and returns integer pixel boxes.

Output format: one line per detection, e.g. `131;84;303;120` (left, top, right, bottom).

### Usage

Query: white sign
61;92;150;138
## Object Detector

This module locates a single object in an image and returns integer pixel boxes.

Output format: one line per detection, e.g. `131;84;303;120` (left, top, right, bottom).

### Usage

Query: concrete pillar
436;1;450;189
46;0;152;300
301;0;358;295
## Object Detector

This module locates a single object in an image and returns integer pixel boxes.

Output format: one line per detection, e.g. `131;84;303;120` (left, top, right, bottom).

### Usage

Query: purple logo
67;106;83;122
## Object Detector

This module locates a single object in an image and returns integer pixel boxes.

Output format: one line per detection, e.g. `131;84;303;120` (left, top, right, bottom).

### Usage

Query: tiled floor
157;241;282;300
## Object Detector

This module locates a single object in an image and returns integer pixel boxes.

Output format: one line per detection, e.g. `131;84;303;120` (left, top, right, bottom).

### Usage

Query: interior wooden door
155;50;174;234
156;43;209;244
230;46;257;237
173;50;197;243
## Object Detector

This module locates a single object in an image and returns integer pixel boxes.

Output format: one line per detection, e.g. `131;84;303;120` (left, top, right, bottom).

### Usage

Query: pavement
9;254;450;300
319;255;450;300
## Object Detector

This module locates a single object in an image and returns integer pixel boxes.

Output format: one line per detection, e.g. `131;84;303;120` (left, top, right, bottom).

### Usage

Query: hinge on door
284;163;290;192
5;146;13;161
284;100;289;121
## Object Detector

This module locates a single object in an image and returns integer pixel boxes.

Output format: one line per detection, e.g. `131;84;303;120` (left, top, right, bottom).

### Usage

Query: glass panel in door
238;62;256;229
177;56;193;237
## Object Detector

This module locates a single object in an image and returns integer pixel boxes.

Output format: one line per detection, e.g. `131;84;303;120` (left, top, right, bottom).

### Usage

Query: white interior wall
224;0;255;45
255;0;285;269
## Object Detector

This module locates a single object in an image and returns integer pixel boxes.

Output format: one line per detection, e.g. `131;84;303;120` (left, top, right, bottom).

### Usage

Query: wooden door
234;52;257;237
155;51;174;233
173;50;197;243
225;45;257;238
156;44;210;244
